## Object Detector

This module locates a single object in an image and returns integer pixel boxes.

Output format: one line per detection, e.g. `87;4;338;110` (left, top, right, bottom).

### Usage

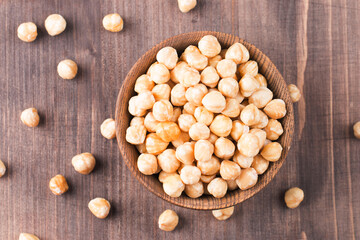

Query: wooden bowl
115;31;294;210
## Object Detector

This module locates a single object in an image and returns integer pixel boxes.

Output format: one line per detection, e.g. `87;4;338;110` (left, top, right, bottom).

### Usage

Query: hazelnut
220;160;241;180
158;149;180;173
0;160;6;178
17;22;37;42
233;150;253;168
158;171;178;183
200;174;216;183
238;60;258;77
248;87;273;108
208;55;222;68
251;155;269;175
88;198;111;219
235;168;258;190
264;99;287;119
207;177;228;198
216;59;237;78
227;179;239;191
237;133;260;158
177;0;197;13
136;143;147;154
45;14;66;36
264;119;284;140
218;77;239;98
100;118;116;139
57;59;78;80
130;117;144;127
284;187;304;209
156;121;181;142
239;74;260;97
249;129;267;149
225;42;249;64
156;47;178;69
185;181;204;198
212;206;235;221
207;133;218;145
240;104;261;126
128;96;147;117
145;133;169;155
148;62;170;84
170;107;182;122
170;61;188;83
221;98;241;118
20;108;40;127
200;66;220;88
152;84;171;101
158;209;179;231
49;174;69;195
134;75;155;93
178;114;196;132
230;120;249;142
180;165;201;184
163;174;185;197
214;137;235;159
202;91;226;113
176;142;195;164
171;131;190;148
137;153;159;175
19;233;39;240
152;100;173;121
183;102;197;115
72;153;96;174
254;73;267;87
197;156;220;175
194;140;214;162
144;112;160;132
354;121;360;139
102;13;124;32
260;142;283;162
288;84;301;102
198;35;221;57
182;46;208;70
185;84;208;106
209;114;232;137
251;110;269;129
189;122;210;140
171;84;187;106
194;106;214;126
126;125;147;145
179;65;201;87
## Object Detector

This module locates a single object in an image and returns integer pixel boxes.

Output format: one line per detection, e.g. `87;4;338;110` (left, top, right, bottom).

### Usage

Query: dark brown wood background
0;0;359;239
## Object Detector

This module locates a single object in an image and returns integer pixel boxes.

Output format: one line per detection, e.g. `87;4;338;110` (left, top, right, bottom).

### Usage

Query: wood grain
0;0;359;239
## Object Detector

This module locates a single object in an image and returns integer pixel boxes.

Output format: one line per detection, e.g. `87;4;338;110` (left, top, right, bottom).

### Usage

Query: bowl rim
115;31;294;210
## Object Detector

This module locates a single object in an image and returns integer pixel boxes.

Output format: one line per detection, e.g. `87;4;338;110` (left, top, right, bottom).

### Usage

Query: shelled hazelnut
21;108;40;127
17;22;37;42
100;118;116;139
158;209;179;231
102;13;123;32
72;153;96;174
212;206;234;221
49;174;69;195
88;197;111;219
45;14;66;36
284;187;304;209
57;59;78;80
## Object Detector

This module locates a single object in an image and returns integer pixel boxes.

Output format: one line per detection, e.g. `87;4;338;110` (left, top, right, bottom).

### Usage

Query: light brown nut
249;129;267;149
251;155;269;175
200;174;216;183
185;181;204;198
239;74;260;97
238;60;258;77
100;118;116;139
126;125;146;145
177;162;195;175
0;160;6;178
285;187;304;209
158;149;180;173
288;84;302;102
185;84;208;106
194;139;214;162
137;153;158;175
170;61;187;83
202;91;226;113
260;142;283;162
208;55;222;68
194;106;214;126
130;117;145;126
170;107;182;122
207;177;228;198
21;108;40;127
158;171;178;183
148;62;170;84
183;102;197;115
49;174;69;195
226;179;239;191
152;84;171;101
254;73;267;87
207;133;218;145
216;59;237;78
354;121;360;139
145;133;169;155
240;104;261;126
102;13;123;32
175;142;195;164
198;35;221;57
214;137;235;159
251;110;269;129
180;165;201;184
144;112;159;132
19;233;40;240
233;150;253;168
263;99;287;119
153;100;173;121
237;133;260;158
178;114;196;132
171;83;187;106
179;65;201;87
218;78;239;98
88;198;111;219
189;122;210;141
220;160;241;180
171;131;190;148
157;47;178;69
197;156;220;175
230;120;249;142
57;59;78;80
158;209;179;232
264;119;284;140
221;98;241;118
177;0;197;13
156;121;181;142
210;114;232;137
128;96;147;117
212;206;235;220
136;143;147;154
134;74;155;93
225;42;249;64
17;22;37;42
182;46;208;70
248;87;273;108
163;174;185;197
45;14;66;36
200;66;220;88
71;153;96;174
235;168;258;190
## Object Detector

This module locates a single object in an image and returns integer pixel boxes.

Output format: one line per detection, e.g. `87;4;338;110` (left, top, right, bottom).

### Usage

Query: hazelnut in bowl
115;31;294;210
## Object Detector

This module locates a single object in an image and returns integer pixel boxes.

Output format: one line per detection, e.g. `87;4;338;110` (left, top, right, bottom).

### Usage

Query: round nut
263;99;287;119
72;152;96;174
254;73;267;87
248;87;273;108
152;84;171;101
214;137;235;159
208;55;222;68
264;119;284;140
17;22;37;42
134;74;155;93
145;133;169;155
182;47;208;70
45;14;66;36
240;104;261;126
20;108;40;127
288;84;301;102
163;174;185;197
220;160;241;180
200;174;216;183
285;187;304;209
233;150;253;168
230;120;249;142
179;65;201;87
200;66;220;88
148;62;170;84
238;60;258;77
57;59;78;80
185;84;208;106
156;121;181;142
183;102;197;115
171;84;187;106
102;13;124;32
239;74;260;97
158;171;178;183
137;153;159;175
194;106;214;126
237;133;260;158
251;155;269;175
178;114;196;132
170;107;182;122
170;61;188;83
130;117;144;127
180;165;201;184
235;168;258;190
144;112;160;132
207;177;228;198
209;114;232;137
194;140;214;162
158;149;180;173
218;77;239;98
158;209;179;231
212;206;235;221
249;129;267;149
126;125;146;145
171;131;190;148
88;198;111;219
189;122;210;140
225;42;249;64
100;118;116;139
202;91;226;113
216;59;237;78
128;96;147;117
177;0;197;13
197;156;220;175
152;100;173;122
198;35;221;57
252;110;269;129
49;174;69;195
185;182;204;198
221;98;241;118
175;142;195;164
260;142;283;162
156;47;178;69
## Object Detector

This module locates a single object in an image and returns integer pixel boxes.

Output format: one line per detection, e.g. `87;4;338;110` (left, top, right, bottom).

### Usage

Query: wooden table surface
0;0;359;239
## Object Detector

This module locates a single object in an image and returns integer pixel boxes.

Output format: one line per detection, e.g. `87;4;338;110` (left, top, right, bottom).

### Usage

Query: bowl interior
115;31;294;210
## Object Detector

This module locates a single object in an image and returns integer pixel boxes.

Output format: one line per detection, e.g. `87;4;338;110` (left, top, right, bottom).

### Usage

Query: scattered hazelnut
21;108;40;127
57;59;78;80
212;206;234;220
49;174;69;195
45;14;66;36
158;209;179;231
17;22;37;42
284;187;304;209
288;84;301;102
71;152;96;174
88;197;111;218
100;118;116;139
102;13;124;32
